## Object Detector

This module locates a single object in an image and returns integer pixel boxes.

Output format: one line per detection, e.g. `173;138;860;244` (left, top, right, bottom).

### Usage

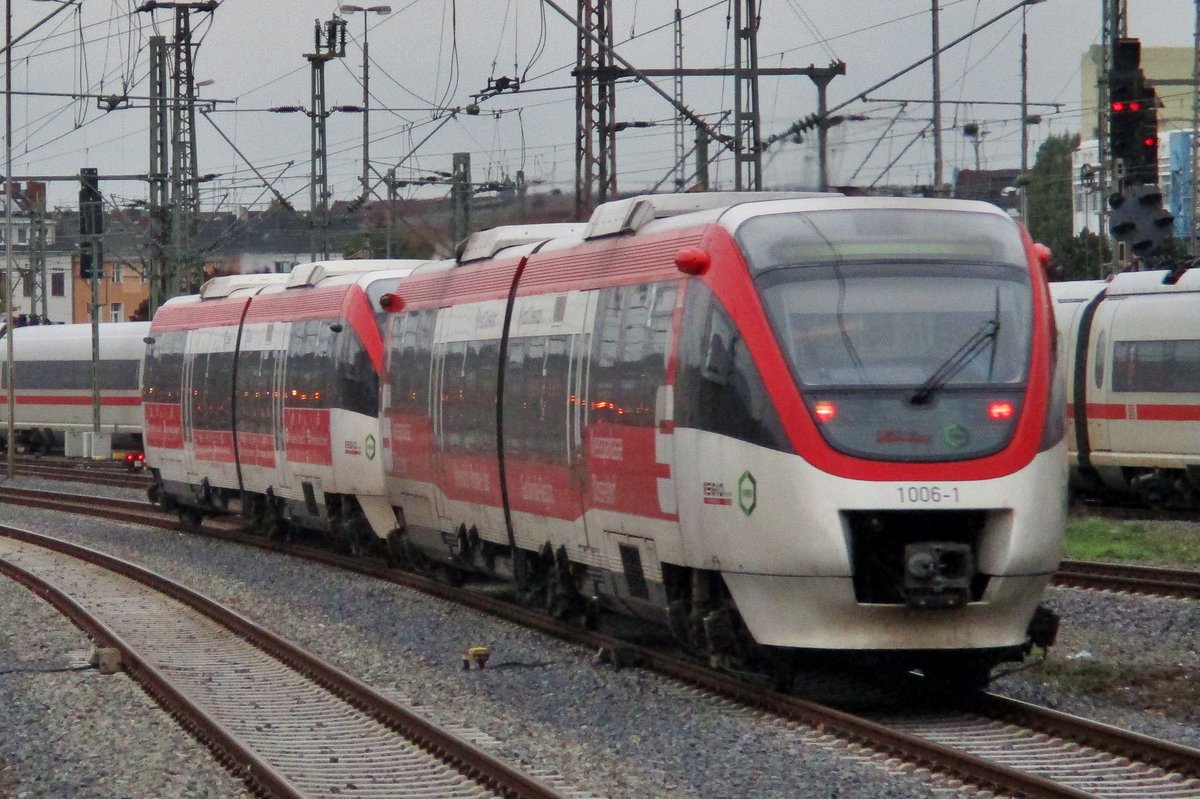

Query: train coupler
900;541;974;609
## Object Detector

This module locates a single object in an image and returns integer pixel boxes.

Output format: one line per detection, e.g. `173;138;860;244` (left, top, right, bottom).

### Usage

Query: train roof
453;193;1026;270
286;259;441;288
1050;269;1200;304
0;321;151;362
1049;280;1108;303
1102;268;1200;296
199;273;290;299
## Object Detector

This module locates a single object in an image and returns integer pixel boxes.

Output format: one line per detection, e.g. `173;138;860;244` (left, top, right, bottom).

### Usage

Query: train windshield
737;208;1033;461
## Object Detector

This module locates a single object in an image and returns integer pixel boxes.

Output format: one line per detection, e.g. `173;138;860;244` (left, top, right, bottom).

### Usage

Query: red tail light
813;400;837;423
987;401;1014;420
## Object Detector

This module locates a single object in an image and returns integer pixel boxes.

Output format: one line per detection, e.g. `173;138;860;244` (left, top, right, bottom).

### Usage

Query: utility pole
575;0;616;219
385;168;396;258
562;0;842;209
1192;0;1199;256
451;153;471;245
306;16;347;261
812;70;838;191
26;181;47;322
733;0;763;190
931;0;944;191
136;2;217;299
673;4;685;191
339;5;391;202
1019;5;1030;221
79;168;103;439
148;35;170;315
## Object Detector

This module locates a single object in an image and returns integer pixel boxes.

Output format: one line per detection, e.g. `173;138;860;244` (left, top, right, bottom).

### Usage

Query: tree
1024;132;1110;280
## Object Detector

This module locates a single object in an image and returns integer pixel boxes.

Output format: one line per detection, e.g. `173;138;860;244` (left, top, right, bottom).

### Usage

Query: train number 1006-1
897;486;959;504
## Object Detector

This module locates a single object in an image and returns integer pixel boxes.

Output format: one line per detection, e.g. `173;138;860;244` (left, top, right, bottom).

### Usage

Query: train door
1083;298;1118;456
579;281;682;597
182;324;239;490
231;320;288;494
501;290;595;556
429;302;505;536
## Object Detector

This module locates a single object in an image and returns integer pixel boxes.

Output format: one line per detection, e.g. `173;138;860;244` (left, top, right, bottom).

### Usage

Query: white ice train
0;321;149;453
144;194;1066;685
1051;269;1200;508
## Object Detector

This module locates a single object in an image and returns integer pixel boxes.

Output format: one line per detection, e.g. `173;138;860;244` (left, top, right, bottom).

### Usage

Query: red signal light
987;401;1014;420
1110;100;1141;113
813;400;838;423
1142;137;1157;148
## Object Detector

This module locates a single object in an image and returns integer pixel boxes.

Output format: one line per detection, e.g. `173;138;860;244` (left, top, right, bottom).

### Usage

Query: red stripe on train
1083;402;1200;421
0;395;140;406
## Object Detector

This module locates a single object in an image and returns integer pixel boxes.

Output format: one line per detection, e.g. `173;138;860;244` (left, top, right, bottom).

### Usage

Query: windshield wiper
910;317;999;405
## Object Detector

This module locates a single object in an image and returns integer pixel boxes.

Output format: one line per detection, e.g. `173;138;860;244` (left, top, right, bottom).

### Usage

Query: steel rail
0;524;570;799
4;485;1200;797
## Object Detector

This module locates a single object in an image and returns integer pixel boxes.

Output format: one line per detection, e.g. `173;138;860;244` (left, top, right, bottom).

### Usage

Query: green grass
1065;515;1200;567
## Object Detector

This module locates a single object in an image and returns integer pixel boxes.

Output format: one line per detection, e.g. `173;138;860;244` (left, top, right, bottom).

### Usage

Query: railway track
0;525;576;799
1055;559;1200;600
7;456;152;490
3;484;1200;798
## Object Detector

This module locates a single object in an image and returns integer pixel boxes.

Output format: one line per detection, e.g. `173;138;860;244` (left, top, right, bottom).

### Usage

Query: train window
9;359;140;392
438;339;500;453
336;331;379;418
284;319;332;410
234;348;277;436
142;330;185;403
588;283;675;428
189;351;234;430
756;261;1031;390
736;208;1027;272
503;334;571;463
386;310;436;415
1112;339;1200;393
1093;331;1106;389
675;283;791;453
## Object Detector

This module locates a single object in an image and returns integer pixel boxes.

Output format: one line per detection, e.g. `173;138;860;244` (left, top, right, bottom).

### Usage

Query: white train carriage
1051;269;1200;506
0;321;149;453
143;262;430;542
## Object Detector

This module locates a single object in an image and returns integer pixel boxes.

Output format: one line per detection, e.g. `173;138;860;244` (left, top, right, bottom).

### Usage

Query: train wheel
384;528;408;568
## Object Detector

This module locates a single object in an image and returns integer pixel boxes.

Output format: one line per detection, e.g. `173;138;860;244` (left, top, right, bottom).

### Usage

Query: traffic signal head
79;167;102;237
1109;184;1174;257
1107;38;1158;185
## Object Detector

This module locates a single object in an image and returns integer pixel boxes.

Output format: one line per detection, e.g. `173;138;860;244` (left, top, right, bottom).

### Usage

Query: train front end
676;197;1065;676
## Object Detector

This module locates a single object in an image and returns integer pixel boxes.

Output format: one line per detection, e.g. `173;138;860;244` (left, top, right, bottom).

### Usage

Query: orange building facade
70;256;151;323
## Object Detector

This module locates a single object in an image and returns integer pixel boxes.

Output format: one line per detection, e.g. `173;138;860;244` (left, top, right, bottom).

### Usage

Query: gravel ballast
2;480;1198;796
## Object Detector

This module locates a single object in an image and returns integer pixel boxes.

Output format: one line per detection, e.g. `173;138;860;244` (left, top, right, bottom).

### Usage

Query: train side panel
0;322;149;451
1052;271;1200;506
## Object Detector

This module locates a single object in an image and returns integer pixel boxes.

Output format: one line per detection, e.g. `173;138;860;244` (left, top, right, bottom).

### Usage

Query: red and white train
1051;269;1200;508
144;193;1066;684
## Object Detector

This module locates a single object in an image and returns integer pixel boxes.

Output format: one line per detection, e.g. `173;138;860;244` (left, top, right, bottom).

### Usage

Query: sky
3;0;1197;213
